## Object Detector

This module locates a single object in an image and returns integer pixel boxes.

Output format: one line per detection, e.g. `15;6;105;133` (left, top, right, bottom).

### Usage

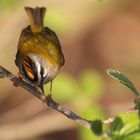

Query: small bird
15;7;65;94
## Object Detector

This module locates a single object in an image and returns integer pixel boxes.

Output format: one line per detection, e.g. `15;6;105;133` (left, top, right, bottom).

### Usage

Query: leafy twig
1;65;138;137
107;69;140;96
107;69;140;116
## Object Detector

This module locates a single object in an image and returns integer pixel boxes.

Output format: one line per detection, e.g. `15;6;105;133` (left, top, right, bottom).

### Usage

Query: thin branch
0;65;93;129
0;65;116;129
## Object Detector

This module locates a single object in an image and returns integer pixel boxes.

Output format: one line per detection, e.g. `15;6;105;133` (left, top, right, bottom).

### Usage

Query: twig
0;65;116;129
0;65;93;129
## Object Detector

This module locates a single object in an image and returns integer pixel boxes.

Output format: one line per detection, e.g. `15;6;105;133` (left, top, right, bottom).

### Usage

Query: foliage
91;119;103;135
108;112;140;140
107;69;140;115
107;69;139;96
45;69;140;140
90;69;140;140
91;112;140;140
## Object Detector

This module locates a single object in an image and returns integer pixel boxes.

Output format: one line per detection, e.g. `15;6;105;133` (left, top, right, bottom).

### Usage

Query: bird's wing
42;27;65;66
17;26;32;49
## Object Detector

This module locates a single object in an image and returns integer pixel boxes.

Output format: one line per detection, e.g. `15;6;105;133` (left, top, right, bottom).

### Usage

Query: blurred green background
0;0;139;139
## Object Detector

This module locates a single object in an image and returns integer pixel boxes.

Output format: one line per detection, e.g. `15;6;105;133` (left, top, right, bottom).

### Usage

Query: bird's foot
13;72;23;87
43;93;52;109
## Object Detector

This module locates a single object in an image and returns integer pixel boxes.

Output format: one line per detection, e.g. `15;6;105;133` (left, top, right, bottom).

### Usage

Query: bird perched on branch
15;7;65;94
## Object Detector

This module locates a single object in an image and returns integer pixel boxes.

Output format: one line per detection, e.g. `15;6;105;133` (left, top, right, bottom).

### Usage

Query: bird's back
17;26;64;67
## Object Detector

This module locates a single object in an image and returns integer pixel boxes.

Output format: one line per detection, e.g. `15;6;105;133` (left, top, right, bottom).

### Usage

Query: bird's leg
49;80;53;96
39;84;45;94
44;81;53;107
42;81;53;109
50;80;53;92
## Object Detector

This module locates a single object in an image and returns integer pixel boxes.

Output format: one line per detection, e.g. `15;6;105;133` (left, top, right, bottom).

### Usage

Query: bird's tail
25;7;46;33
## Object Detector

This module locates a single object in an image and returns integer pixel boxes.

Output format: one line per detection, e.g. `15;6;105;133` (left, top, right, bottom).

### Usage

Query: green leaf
107;69;139;96
91;119;103;135
111;117;123;132
108;112;140;140
79;107;104;140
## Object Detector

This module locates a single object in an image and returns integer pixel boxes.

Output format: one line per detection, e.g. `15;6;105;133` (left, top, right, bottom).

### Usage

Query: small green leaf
91;119;103;135
107;69;139;96
111;117;123;132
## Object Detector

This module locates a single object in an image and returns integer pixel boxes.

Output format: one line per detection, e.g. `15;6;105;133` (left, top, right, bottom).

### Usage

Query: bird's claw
42;94;52;109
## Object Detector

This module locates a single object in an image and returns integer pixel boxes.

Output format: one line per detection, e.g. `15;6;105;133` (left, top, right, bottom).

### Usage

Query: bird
15;7;65;94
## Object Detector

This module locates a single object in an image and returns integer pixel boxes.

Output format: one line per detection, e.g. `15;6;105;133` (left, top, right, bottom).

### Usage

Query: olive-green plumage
15;7;65;93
